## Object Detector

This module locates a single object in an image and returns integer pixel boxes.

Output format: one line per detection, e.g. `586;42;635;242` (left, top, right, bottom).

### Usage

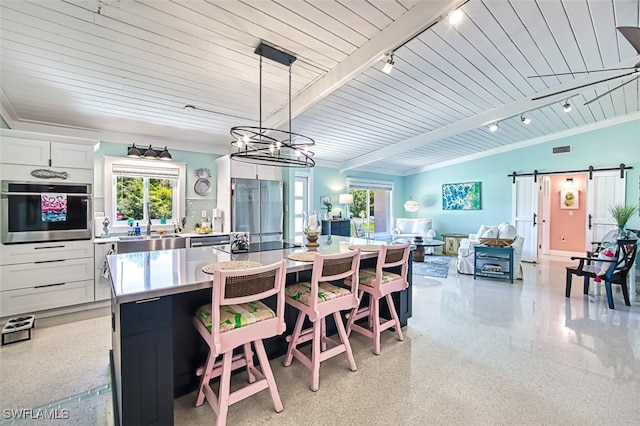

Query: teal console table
474;245;514;283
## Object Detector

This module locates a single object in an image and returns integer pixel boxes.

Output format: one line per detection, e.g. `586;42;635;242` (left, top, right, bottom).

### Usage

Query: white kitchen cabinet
0;257;94;291
50;142;94;169
0;280;94;318
0;240;93;265
94;242;116;301
220;156;282;180
0;239;95;317
0;131;95;169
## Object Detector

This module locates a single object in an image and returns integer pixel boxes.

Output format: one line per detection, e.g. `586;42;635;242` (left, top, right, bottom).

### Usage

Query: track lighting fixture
489;122;499;132
448;9;463;25
383;53;395;74
521;115;531;125
563;102;572;112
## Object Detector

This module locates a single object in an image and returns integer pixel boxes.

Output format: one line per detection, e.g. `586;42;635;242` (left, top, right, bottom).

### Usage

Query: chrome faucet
146;202;152;235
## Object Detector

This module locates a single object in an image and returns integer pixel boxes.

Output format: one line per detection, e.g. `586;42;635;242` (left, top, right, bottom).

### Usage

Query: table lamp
339;193;353;218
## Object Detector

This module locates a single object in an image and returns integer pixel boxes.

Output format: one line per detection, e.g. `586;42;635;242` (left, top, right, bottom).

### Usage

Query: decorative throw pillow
396;219;414;234
476;225;489;238
412;220;431;235
498;223;517;239
481;226;499;238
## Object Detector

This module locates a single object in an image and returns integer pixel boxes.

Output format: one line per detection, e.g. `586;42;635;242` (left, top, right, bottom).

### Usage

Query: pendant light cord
259;55;263;144
289;63;292;144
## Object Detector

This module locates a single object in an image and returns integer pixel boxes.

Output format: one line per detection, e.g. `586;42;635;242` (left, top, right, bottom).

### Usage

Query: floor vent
552;145;571;154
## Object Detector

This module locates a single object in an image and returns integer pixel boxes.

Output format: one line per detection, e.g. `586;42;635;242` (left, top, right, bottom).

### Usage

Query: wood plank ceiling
1;0;638;175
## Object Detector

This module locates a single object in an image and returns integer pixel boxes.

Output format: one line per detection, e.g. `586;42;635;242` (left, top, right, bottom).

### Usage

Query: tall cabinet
0;129;97;317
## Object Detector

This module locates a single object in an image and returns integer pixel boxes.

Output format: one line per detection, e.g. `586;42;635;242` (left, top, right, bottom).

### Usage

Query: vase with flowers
322;200;333;221
608;203;638;239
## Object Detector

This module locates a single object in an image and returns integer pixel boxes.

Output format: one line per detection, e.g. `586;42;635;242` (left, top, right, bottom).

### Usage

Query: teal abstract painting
442;182;481;210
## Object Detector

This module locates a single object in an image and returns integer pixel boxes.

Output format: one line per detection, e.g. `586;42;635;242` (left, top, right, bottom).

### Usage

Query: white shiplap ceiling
1;0;639;175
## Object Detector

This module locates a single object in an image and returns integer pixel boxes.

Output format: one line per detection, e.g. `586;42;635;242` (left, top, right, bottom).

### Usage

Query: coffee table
399;238;444;262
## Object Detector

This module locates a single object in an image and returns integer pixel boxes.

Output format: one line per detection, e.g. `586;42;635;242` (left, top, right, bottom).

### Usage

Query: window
293;173;310;243
347;178;393;238
115;177;174;222
104;157;186;232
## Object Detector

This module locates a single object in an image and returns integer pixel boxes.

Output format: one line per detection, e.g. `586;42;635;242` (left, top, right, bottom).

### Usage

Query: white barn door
585;170;626;249
512;176;539;263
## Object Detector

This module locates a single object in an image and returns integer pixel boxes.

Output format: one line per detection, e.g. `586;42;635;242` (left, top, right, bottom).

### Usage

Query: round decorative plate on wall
194;178;211;196
194;168;212;196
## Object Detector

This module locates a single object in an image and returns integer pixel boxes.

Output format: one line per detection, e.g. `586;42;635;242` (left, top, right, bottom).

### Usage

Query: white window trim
104;156;186;233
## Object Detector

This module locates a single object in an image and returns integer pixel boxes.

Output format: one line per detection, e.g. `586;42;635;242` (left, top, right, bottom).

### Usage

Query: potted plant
322;200;333;220
608;203;638;238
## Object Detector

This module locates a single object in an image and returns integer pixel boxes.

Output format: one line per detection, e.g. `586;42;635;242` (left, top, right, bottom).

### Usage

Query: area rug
412;256;451;278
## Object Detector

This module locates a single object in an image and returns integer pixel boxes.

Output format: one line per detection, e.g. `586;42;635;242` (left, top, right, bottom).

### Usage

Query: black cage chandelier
230;41;315;168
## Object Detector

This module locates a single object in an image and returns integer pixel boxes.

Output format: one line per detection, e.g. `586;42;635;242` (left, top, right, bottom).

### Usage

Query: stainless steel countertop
107;236;385;304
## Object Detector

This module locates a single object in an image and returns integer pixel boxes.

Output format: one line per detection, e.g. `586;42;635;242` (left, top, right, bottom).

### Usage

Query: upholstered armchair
456;223;525;279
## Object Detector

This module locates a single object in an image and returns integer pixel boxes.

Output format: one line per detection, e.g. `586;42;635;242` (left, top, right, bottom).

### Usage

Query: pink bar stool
193;260;287;426
346;241;411;355
283;250;361;391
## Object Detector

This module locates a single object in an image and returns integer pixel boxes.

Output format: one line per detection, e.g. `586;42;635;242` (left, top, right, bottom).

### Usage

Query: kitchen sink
118;234;182;241
117;234;186;253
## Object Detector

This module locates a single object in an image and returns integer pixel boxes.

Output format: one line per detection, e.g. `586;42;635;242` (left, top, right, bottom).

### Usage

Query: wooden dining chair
193;260;287;426
345;241;411;355
283;250;361;391
566;238;638;309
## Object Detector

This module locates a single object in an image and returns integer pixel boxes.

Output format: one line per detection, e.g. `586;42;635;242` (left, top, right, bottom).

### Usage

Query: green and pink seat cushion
358;268;402;287
196;301;275;333
285;282;351;306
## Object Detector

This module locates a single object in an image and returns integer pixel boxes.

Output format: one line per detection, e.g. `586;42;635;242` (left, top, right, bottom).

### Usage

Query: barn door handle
588;214;592;230
532;213;537;226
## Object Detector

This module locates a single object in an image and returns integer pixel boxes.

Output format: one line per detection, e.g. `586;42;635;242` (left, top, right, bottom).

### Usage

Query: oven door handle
1;192;91;196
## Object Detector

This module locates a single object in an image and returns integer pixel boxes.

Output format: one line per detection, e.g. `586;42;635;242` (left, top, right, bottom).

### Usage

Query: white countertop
107;236;385;303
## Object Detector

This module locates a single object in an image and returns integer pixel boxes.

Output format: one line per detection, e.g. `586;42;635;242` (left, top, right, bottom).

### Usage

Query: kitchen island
108;236;412;426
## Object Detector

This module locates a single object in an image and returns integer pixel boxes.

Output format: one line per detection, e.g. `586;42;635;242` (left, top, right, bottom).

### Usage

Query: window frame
104;156;186;234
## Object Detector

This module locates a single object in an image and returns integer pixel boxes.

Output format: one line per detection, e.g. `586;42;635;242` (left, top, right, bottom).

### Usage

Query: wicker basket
479;238;514;247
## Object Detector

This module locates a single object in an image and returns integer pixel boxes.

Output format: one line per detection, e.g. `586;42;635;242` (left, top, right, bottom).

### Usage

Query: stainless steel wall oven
1;181;92;244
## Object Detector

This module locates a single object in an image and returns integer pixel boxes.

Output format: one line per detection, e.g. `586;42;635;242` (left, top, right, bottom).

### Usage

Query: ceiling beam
339;57;640;172
263;0;463;129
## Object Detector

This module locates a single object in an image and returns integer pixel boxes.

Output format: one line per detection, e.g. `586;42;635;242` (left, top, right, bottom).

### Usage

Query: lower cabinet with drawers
0;240;95;317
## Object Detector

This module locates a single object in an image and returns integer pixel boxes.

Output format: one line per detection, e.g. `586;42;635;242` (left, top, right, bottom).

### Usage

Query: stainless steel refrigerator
231;178;283;243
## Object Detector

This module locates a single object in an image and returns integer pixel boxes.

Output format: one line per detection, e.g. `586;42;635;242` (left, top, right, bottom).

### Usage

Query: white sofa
456;222;525;279
392;218;435;241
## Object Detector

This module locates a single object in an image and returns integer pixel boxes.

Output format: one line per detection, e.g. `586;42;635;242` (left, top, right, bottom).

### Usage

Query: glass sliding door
347;178;393;239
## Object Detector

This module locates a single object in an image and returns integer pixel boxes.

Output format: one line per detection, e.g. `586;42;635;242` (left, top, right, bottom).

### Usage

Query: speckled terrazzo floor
1;256;639;425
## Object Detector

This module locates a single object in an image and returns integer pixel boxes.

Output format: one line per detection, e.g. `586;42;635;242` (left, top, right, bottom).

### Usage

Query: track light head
521;115;531;125
383;53;395;74
489;122;499;132
448;9;463;25
563;102;572;112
